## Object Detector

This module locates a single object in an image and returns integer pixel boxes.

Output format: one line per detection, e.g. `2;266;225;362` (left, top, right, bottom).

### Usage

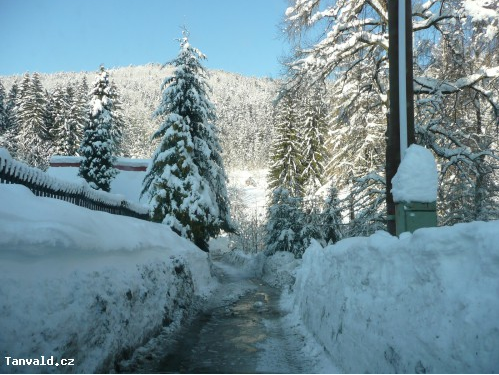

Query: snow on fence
0;148;150;221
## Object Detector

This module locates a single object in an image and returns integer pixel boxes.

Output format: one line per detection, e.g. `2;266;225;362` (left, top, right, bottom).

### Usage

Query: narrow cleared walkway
154;259;307;373
121;258;321;374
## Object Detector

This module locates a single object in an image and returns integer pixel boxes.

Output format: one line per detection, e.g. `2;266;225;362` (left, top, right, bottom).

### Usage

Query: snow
463;0;498;22
287;223;499;373
3;162;499;373
391;144;438;203
1;148;148;215
48;163;148;204
50;155;149;168
228;169;268;209
0;183;217;373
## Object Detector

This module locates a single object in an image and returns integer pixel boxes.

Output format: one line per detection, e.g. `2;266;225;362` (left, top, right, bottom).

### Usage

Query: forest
0;0;498;257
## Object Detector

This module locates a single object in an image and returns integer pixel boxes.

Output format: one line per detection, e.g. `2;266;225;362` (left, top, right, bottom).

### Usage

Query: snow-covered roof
49;155;150;171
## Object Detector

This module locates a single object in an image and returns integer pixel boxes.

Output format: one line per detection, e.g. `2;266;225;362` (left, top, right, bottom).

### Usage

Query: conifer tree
78;66;118;192
0;81;7;133
49;86;71;155
265;187;304;257
267;93;304;197
142;30;232;251
0;83;20;156
322;185;343;244
63;83;86;156
300;85;329;197
15;72;50;167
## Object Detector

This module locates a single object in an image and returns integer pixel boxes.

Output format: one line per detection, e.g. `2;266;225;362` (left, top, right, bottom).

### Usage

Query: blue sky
0;0;290;78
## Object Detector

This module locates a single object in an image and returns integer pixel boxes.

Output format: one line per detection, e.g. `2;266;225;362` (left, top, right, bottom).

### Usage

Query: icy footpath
0;184;217;373
289;223;499;373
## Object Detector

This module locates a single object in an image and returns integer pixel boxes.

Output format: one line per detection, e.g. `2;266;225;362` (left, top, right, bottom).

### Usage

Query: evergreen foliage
0;81;7;133
15;72;50;168
300;85;329;197
265;187;305;258
47;86;69;155
0;83;20;156
267;93;304;197
142;31;232;251
63;84;85;156
322;185;343;244
78;66;118;192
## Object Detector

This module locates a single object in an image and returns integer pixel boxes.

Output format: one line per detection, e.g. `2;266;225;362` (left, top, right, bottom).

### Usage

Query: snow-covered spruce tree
47;86;69;155
0;81;7;133
298;198;323;249
108;81;125;156
0;83;20;156
63;84;86;156
300;84;329;197
142;31;232;251
322;184;343;245
265;187;304;258
78;66;118;192
15;72;51;168
267;92;304;197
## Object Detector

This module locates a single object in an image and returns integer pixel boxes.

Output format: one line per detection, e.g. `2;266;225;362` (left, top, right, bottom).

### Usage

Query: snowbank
262;251;301;289
289;222;499;373
0;184;216;373
219;249;265;278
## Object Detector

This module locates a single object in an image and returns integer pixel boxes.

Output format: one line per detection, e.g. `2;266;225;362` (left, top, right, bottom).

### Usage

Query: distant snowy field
0;184;216;373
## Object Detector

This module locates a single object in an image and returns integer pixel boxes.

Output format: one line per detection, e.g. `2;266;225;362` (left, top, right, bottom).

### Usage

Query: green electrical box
395;201;437;236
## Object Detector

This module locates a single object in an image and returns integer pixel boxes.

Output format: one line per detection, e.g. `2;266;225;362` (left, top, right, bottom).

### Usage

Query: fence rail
0;148;150;221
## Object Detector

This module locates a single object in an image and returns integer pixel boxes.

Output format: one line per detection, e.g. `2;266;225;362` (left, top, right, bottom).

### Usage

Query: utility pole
386;0;416;235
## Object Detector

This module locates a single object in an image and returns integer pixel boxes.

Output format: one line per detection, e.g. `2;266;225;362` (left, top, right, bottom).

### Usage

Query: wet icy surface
119;257;324;373
155;259;307;373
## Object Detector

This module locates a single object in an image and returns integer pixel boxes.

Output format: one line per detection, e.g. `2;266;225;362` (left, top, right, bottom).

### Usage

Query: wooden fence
0;149;150;221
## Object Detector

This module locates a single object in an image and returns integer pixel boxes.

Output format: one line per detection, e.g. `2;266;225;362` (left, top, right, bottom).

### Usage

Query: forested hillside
0;64;278;170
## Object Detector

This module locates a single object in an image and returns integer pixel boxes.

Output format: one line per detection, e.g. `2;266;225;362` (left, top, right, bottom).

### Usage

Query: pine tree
142;31;232;251
108;81;125;156
298;199;323;250
15;72;50;167
268;92;304;197
63;83;85;156
49;85;71;155
300;85;329;197
265;187;304;258
0;81;7;134
78;66;118;192
0;83;20;156
322;185;343;244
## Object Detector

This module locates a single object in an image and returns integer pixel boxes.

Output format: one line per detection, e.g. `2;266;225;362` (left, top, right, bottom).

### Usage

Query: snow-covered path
119;255;337;374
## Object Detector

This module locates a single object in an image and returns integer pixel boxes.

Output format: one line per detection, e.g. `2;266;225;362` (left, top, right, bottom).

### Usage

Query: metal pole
405;0;416;148
398;0;408;157
386;0;401;236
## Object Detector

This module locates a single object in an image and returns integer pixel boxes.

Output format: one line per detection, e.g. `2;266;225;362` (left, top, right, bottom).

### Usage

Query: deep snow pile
0;184;216;373
286;223;499;373
391;144;438;203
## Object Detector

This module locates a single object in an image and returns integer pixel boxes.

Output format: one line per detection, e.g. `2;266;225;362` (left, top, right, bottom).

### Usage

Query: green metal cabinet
395;201;437;236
